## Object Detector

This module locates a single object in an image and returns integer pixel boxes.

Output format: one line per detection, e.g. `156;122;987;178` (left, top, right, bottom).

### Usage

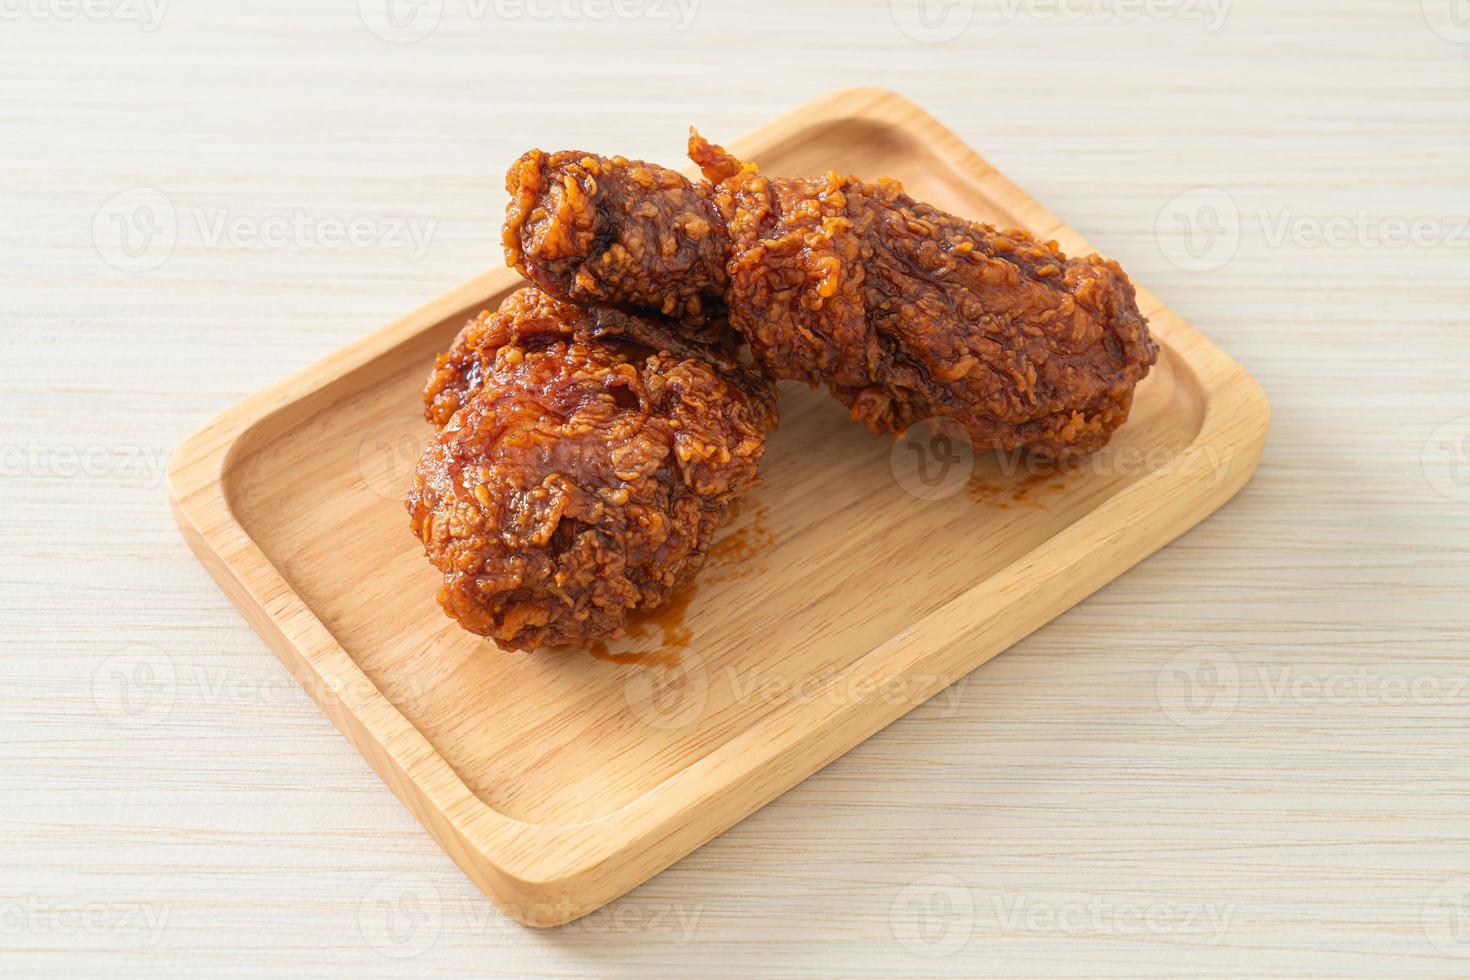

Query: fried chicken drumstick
407;285;776;651
505;133;1156;457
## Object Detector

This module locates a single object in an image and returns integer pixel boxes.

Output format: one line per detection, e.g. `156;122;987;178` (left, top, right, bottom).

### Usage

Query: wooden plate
168;87;1269;927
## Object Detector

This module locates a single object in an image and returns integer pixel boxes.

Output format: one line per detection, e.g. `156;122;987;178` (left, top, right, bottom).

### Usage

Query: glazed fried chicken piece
503;149;728;325
407;286;776;651
504;134;1157;458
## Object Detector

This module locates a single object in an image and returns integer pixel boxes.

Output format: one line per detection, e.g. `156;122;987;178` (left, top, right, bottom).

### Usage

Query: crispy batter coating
407;286;776;651
504;133;1157;457
422;282;766;428
504;149;727;325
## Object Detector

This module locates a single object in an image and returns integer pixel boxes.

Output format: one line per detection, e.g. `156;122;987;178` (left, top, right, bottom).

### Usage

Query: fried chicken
503;149;728;325
407;285;776;651
504;133;1157;458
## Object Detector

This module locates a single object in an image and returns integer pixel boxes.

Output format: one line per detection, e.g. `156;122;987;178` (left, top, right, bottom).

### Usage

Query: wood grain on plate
167;87;1269;926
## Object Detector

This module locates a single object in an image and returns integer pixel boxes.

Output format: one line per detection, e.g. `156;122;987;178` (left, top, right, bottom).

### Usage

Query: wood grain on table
2;0;1467;975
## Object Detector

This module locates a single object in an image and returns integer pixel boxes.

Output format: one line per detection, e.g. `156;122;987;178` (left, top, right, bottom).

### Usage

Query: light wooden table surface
3;1;1467;975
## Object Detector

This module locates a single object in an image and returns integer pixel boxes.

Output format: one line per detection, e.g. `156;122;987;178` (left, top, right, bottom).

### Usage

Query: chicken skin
504;133;1156;457
407;286;776;651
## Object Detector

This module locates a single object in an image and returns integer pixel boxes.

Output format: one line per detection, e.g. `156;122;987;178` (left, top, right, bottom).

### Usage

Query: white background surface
3;0;1469;975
